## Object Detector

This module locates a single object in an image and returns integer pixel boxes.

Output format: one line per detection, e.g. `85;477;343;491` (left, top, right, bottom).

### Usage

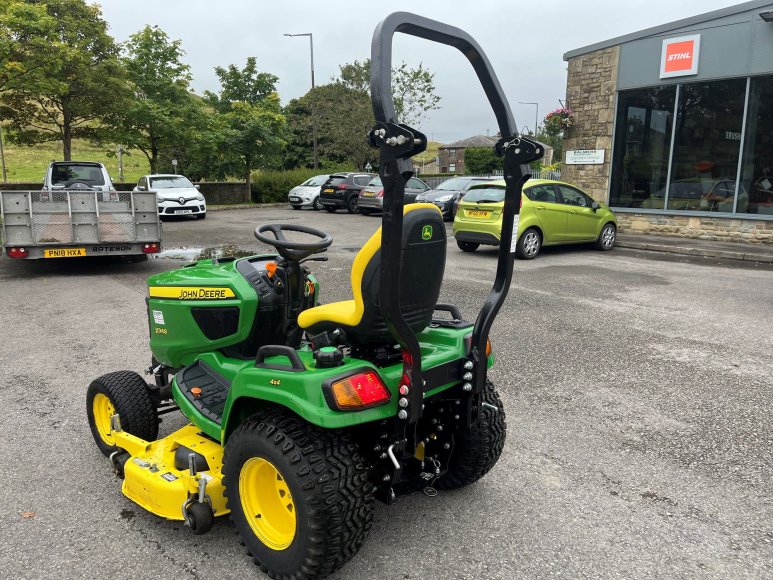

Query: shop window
667;78;746;212
739;76;773;215
610;86;676;209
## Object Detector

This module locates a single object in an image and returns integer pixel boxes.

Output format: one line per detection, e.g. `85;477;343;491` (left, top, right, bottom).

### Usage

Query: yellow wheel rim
92;393;116;446
239;457;296;550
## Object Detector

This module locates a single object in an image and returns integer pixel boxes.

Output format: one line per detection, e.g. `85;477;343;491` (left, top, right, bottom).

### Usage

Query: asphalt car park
1;206;771;579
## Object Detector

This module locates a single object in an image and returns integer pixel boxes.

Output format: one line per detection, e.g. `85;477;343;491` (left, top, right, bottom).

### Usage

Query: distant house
438;135;498;174
438;134;553;174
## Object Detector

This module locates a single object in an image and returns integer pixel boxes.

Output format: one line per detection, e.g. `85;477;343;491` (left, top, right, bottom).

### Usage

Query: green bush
250;168;331;203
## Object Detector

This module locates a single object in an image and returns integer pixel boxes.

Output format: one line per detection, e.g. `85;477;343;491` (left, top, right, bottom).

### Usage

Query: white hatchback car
135;174;206;219
288;174;330;210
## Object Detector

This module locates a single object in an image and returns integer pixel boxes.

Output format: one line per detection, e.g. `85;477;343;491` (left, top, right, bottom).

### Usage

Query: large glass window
667;79;746;212
610;86;676;208
739;76;773;215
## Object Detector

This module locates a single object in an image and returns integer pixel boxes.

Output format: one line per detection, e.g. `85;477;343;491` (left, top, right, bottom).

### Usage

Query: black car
319;173;376;213
416;176;496;220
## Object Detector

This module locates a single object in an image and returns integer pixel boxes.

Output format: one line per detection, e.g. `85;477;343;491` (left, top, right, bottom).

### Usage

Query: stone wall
1;181;249;204
617;213;773;244
562;46;619;202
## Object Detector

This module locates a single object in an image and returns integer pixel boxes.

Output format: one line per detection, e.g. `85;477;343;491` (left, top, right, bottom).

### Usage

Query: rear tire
436;381;506;490
223;409;374;580
86;371;159;457
456;240;479;252
516;227;541;259
346;196;358;214
596;223;616;250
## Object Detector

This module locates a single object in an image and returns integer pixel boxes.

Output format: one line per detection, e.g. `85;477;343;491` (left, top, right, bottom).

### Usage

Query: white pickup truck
0;161;162;260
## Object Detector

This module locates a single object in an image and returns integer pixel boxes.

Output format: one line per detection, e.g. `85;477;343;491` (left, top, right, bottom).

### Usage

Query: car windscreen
436;177;473;191
302;175;329;187
150;176;195;189
51;164;105;186
326;177;347;187
462;187;505;203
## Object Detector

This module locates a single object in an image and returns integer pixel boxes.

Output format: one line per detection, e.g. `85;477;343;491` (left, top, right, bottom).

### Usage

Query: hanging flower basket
544;108;574;134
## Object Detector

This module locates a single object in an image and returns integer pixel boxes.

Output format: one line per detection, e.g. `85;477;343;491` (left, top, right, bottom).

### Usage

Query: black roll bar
369;12;544;430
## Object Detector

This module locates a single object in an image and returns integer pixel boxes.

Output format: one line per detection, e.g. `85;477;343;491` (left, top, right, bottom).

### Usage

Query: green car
453;179;617;259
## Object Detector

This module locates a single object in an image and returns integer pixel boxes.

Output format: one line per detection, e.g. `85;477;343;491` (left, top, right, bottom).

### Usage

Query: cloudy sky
98;0;741;144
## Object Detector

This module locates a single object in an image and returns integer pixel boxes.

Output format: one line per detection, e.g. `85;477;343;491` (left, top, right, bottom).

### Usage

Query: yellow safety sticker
149;286;236;300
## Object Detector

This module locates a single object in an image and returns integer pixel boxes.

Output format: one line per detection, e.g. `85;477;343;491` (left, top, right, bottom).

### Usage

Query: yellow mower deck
112;423;228;521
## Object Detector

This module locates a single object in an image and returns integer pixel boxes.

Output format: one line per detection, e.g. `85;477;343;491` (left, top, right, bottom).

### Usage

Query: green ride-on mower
85;12;543;580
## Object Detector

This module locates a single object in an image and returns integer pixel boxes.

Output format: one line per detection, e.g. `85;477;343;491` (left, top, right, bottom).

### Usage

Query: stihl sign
660;35;700;78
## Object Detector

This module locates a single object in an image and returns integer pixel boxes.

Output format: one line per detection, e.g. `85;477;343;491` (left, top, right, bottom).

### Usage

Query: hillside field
0;140;150;184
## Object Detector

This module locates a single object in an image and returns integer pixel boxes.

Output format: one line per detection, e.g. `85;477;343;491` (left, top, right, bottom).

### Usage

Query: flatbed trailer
0;189;161;259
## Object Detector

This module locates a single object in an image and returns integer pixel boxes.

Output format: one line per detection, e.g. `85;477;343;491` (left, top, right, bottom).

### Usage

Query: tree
205;58;286;201
108;25;205;173
464;147;502;175
0;2;55;93
334;59;441;127
0;0;125;160
284;84;376;171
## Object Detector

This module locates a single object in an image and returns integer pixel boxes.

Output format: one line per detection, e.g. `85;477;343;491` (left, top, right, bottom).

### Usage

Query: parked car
287;174;330;211
44;161;114;199
453;179;617;259
318;173;376;213
416;176;494;221
357;176;430;215
135;174;206;219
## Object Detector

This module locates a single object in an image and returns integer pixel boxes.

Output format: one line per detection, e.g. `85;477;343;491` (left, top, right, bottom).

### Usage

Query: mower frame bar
370;12;540;427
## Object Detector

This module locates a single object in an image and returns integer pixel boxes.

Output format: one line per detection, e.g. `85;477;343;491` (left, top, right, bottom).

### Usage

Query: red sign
660;35;701;78
664;40;695;73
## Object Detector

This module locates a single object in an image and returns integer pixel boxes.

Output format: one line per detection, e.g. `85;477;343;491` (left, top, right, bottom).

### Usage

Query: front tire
516;227;541;259
436;381;506;490
291;205;301;211
223;409;374;580
346;196;358;214
596;223;616;250
196;213;206;219
86;371;159;456
312;197;323;211
456;240;479;252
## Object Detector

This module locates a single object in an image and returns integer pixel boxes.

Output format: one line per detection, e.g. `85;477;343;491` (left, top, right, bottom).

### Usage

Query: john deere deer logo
421;225;433;240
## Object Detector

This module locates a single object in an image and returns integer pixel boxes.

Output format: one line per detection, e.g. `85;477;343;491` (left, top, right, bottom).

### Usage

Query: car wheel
291;205;301;210
596;223;616;250
312;197;323;211
324;206;336;213
196;213;206;219
516;228;541;259
359;208;372;216
456;240;479;252
346;195;358;214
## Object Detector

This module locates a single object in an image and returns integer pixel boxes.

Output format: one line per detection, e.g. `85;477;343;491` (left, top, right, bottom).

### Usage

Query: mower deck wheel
186;501;215;535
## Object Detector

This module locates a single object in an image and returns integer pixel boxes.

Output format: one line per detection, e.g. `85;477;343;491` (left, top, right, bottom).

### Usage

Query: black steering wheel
254;223;333;261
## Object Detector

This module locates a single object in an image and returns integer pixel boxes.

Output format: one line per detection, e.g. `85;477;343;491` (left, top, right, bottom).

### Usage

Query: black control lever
300;256;328;264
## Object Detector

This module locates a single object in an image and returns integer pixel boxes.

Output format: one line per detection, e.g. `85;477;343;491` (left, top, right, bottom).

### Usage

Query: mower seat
298;203;446;344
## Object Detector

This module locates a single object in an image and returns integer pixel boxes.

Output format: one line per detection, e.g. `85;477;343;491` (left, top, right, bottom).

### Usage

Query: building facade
563;1;773;243
438;135;498;174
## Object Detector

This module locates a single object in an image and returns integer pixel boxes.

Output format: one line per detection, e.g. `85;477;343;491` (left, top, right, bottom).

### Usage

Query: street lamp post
519;101;539;139
284;32;319;169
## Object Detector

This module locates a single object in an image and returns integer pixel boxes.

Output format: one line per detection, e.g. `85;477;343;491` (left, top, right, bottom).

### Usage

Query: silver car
135;174;207;220
288;174;330;210
357;176;430;215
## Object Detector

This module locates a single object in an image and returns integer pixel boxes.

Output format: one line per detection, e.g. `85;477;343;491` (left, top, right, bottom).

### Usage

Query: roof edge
563;0;773;60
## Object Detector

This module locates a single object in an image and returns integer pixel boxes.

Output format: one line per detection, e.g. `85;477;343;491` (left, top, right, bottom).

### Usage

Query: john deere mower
86;12;543;580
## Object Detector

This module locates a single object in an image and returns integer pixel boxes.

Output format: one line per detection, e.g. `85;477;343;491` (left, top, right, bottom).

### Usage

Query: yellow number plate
44;248;86;258
467;210;491;218
323;188;334;193
362;191;376;197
